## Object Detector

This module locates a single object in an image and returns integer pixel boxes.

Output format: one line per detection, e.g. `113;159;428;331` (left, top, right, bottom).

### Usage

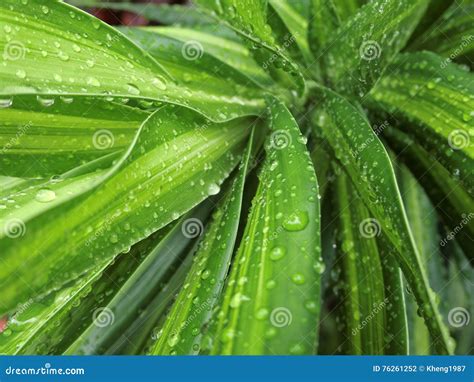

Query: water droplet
152;76;167;90
15;69;26;79
207;183;220;195
126;83;140;95
167;333;179;347
0;98;13;108
282;211;309;231
269;246;286;261
291;273;306;285
87;77;101;87
37;96;55;107
41;5;49;14
35;188;56;203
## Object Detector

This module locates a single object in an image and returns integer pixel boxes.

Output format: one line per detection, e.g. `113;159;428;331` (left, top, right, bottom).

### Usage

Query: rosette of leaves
0;0;472;356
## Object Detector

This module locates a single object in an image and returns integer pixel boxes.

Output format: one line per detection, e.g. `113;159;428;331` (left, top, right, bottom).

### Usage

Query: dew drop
35;188;56;203
282;211;309;231
269;246;286;261
207;183;220;195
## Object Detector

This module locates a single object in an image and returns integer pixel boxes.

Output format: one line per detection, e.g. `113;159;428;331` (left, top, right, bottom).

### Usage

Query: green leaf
0;0;264;122
408;0;474;65
370;51;474;197
320;0;428;97
384;126;474;259
121;27;273;92
312;86;452;354
152;129;255;355
195;0;305;94
308;0;363;57
0;224;173;354
377;239;409;355
398;165;441;355
210;97;321;355
66;205;211;355
332;172;387;355
0;105;252;315
268;0;313;65
0;95;148;178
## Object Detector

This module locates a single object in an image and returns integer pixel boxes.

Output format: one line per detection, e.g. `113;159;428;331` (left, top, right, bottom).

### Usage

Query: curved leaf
66;205;211;355
210;97;321;355
0;223;175;355
320;0;428;97
0;106;252;314
195;0;305;94
332;172;387;355
312;86;452;354
384;126;474;259
409;0;474;65
152;128;255;355
0;95;148;178
0;0;264;122
308;0;363;57
268;0;313;65
370;51;473;197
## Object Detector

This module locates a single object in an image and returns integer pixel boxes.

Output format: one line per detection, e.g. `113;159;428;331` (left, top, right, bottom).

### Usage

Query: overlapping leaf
0;0;264;122
318;0;428;97
0;105;253;314
312;86;452;354
210;97;321;355
0;95;148;178
370;51;474;197
152;129;255;355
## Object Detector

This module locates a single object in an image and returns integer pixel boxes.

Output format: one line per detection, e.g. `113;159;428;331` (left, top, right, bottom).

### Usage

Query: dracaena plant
0;0;472;356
